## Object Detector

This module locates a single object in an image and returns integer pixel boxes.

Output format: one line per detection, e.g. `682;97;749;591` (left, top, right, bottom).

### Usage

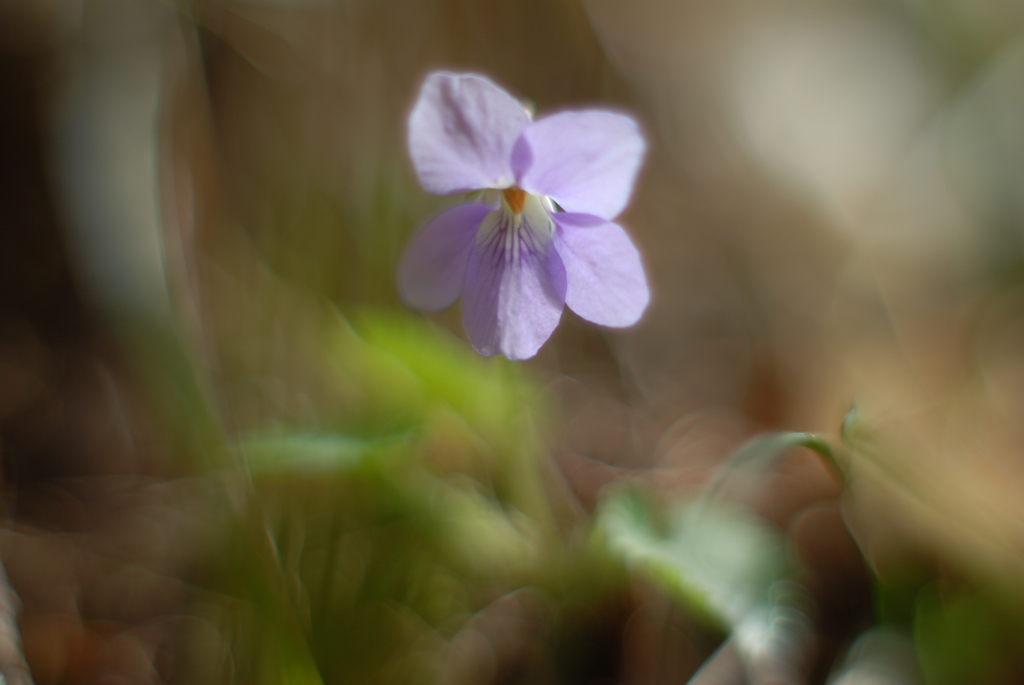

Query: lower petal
462;239;567;360
554;213;650;327
397;203;491;312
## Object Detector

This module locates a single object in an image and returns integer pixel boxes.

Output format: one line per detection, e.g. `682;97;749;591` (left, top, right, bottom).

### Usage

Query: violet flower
397;71;650;360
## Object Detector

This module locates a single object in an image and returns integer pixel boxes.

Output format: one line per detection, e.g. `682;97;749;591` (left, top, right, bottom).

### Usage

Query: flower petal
397;203;491;311
462;226;567;360
515;111;646;220
408;72;531;195
554;213;649;327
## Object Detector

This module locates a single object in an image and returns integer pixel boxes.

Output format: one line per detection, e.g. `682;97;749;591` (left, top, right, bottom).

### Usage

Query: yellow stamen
503;187;527;214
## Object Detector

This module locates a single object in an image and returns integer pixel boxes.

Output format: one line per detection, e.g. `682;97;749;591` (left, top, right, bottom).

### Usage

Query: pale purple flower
397;71;650;360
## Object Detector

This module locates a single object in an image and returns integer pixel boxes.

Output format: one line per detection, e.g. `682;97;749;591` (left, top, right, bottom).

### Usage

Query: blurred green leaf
597;487;787;629
914;584;1024;685
238;430;410;475
324;309;533;436
598;485;815;682
349;310;536;439
324;309;552;520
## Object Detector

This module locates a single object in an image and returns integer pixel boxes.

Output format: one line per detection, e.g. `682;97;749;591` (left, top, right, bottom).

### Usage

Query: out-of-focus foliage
827;628;920;685
193;310;562;684
913;585;1024;685
841;406;1024;685
597;436;828;684
598;487;788;631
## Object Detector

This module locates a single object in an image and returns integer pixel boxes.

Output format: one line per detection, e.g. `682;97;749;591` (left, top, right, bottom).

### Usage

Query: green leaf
597;487;787;629
597;486;814;682
238;431;409;475
596;431;838;632
332;310;553;520
348;310;537;441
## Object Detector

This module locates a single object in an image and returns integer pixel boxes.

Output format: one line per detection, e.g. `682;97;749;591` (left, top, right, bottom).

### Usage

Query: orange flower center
502;187;527;214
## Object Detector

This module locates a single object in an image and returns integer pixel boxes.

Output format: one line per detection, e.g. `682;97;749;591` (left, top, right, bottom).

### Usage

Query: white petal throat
475;192;555;265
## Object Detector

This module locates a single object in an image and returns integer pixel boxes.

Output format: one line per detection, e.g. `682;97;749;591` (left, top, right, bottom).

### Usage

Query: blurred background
2;0;1024;682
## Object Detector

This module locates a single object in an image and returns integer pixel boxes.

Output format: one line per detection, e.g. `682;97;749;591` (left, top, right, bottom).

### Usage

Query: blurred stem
794;433;847;485
705;431;846;501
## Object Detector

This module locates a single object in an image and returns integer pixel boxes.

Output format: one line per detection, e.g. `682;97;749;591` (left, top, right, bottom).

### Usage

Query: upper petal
514;110;646;220
461;220;567;360
554;213;649;327
408;72;532;195
397;203;490;312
